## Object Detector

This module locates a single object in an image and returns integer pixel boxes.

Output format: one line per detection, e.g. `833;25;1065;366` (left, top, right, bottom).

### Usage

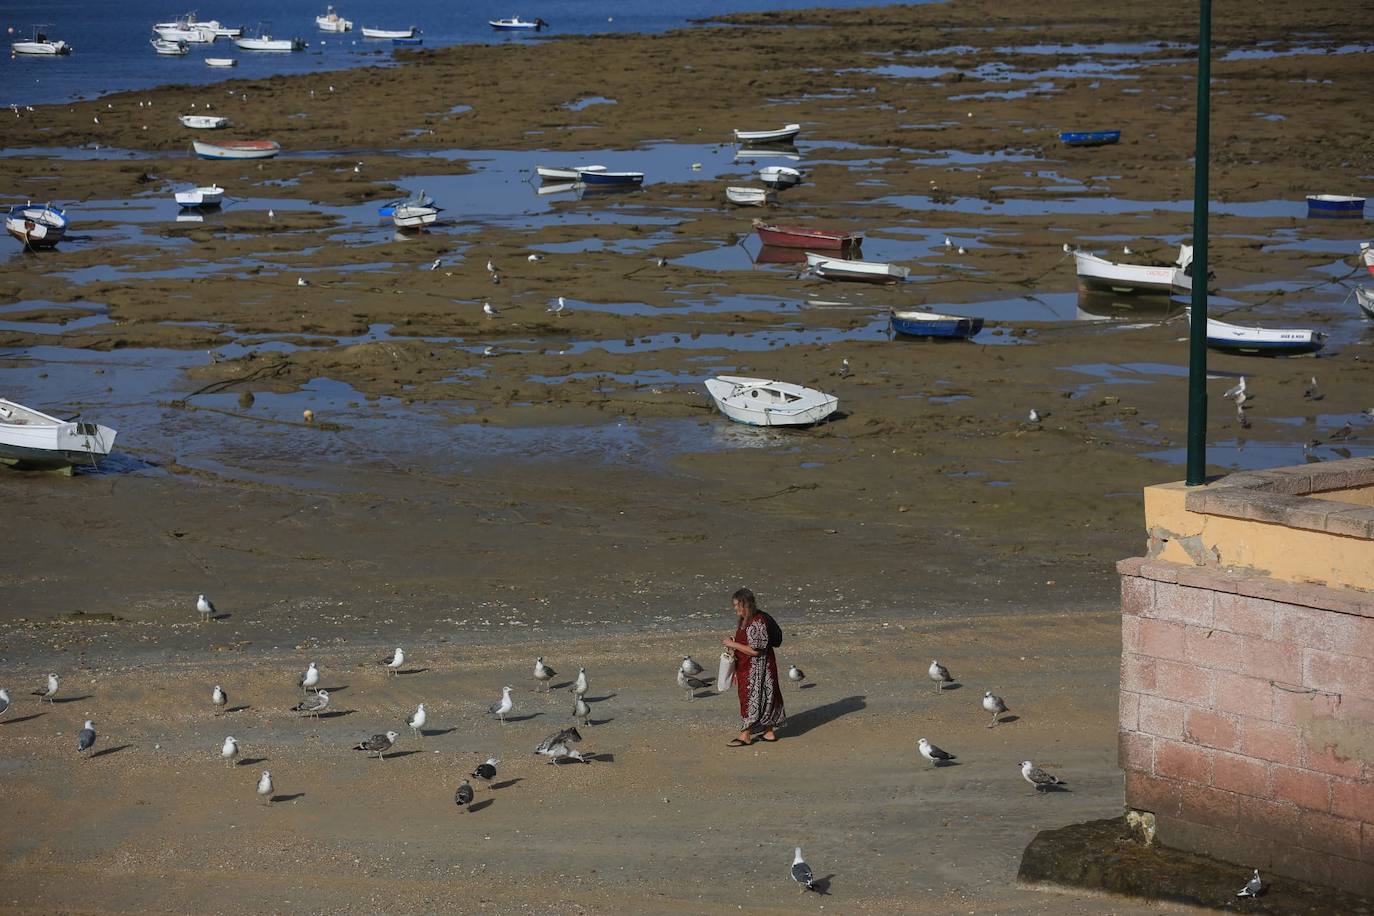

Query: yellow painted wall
1310;484;1374;508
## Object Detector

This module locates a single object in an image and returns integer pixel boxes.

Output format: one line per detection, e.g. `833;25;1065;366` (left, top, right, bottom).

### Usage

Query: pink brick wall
1119;565;1374;896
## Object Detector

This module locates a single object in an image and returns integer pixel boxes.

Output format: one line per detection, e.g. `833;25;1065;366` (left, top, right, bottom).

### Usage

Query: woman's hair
732;587;758;614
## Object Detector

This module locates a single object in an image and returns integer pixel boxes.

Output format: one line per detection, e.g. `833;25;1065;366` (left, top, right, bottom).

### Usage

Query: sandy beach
1;0;1372;910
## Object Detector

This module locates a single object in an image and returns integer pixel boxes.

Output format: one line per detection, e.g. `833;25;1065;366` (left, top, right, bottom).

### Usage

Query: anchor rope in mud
182;361;292;399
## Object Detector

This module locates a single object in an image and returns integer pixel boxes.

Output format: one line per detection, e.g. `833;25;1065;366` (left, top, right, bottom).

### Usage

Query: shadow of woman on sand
784;695;866;738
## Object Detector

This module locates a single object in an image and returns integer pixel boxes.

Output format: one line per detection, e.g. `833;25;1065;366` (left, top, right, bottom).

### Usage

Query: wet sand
1;0;1372;911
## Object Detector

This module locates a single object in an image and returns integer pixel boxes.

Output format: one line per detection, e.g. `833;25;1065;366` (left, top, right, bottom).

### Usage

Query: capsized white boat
392;204;439;228
315;6;353;32
1074;244;1192;294
535;164;607;181
725;186;776;207
806;252;909;283
179;114;230;129
734;123;801;144
12;27;72;55
5;204;68;248
0;399;117;472
758;165;802;188
205;57;237;67
174;185;225;208
704;376;838;427
361;26;417;39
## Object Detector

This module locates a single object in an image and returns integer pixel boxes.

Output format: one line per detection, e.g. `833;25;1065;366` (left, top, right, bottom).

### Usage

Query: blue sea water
2;0;912;107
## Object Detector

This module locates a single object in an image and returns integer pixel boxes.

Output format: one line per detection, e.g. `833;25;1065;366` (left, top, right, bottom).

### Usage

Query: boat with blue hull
578;170;644;188
889;309;984;340
1060;130;1120;147
1306;194;1364;217
1191;311;1325;356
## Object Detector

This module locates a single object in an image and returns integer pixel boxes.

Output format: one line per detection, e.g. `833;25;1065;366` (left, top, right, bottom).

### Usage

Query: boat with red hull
752;219;861;252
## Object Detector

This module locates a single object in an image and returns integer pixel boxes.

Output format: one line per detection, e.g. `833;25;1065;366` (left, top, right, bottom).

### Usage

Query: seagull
221;736;239;767
548;296;565;315
33;673;58;703
257;770;273;805
93;116;99;125
353;731;398;760
213;684;228;713
407;703;427;738
1304;376;1323;401
1020;760;1065;793
535;726;590;764
0;688;10;718
944;237;953;248
488;686;514;723
429;258;440;271
297;277;308;287
791;847;817;892
917;737;955;767
678;668;710;700
1237;869;1262;898
654;256;668;268
197;593;216;623
1222;376;1247;403
483;301;498;318
1123;245;1134;255
299;662;320;694
486;259;496;274
1331;422;1355;441
353;162;361;174
681;656;704;676
1028;408;1042;423
454;778;475;810
381;647;404;675
471;756;499;781
983;691;1009;727
527;253;543;262
268;208;275;220
574;695;591;726
77;720;97;757
533;657;556;692
293;690;330;718
839;358;851;378
957;246;967;255
572;667;588;698
788;664;805;683
929;660;954;691
1063;242;1072;253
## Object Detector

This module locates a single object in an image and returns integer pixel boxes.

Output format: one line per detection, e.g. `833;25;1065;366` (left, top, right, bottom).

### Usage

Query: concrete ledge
1183;461;1374;540
1117;558;1374;621
1017;816;1374;912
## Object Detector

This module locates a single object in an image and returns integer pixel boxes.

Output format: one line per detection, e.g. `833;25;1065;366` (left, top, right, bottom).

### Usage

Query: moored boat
489;17;549;31
151;37;190;55
12;27;72;55
0;399;117;473
1355;287;1374;320
1191;311;1325;355
315;6;353;32
1306;194;1365;217
376;189;434;218
806;252;909;283
154;13;231;39
1060;130;1121;147
179;114;229;129
192;139;281;160
890;308;984;340
725;187;775;207
5;204;68;248
154;23;216;43
392;204;439;229
535;164;606;182
235;24;305;51
392;35;423;45
205;57;237;67
758;165;803;189
752;219;861;252
704;376;838;427
578;170;643;187
734;123;801;145
174;185;225;208
1074;245;1192;294
361;26;418;39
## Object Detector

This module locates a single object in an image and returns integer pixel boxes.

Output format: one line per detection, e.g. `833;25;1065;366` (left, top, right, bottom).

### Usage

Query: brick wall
1118;558;1374;896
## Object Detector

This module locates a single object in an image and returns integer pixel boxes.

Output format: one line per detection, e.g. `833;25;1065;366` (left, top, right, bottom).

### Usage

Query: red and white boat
753;219;862;252
192;139;281;160
1360;242;1374;277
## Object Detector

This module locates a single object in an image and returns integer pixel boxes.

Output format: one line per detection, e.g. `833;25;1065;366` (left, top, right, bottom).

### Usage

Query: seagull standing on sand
297;277;308;287
408;703;427;738
489;686;514;724
1123;245;1134;256
483;301;498;318
33;673;58;703
572;667;588;698
533;657;556;692
299;662;319;694
486;259;496;274
0;688;10;719
957;246;967;255
944;237;953;249
983;691;1009;727
917;737;955;767
293;690;330;718
574;695;591;726
1223;376;1248;404
1304;376;1323;401
471;756;499;781
454;778;475;810
197;593;216;623
1020;759;1065;793
257;770;273;805
381;647;404;675
213;684;228;713
928;660;953;691
353;731;398;760
527;253;544;263
77;720;97;757
839;358;851;378
1237;869;1262;898
221;736;239;767
678;668;709;700
429;258;440;271
1028;408;1041;423
549;296;565;315
791;847;817;892
788;664;805;683
681;656;704;676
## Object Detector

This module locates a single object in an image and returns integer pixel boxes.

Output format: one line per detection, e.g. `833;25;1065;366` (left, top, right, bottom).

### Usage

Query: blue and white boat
1190;310;1325;355
1060;130;1120;147
578;170;644;188
1306;194;1364;217
377;190;434;218
489;17;548;31
392;35;423;45
890;309;984;340
5;203;68;248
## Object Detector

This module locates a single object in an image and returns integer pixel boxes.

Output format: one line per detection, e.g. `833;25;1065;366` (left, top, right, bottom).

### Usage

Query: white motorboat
758;165;802;189
392;204;439;229
704;376;838;427
1354;287;1374;320
5;204;68;248
174;185;225;208
361;26;417;39
154;13;235;38
179;114;230;129
315;6;353;32
235;24;305;51
11;27;72;55
725;186;776;207
192;139;281;160
0;399;117;472
806;252;909;283
535;164;607;181
1188;310;1325;355
1074;245;1192;294
734;123;801;145
153;23;216;43
205;57;237;67
489;17;549;31
151;38;190;55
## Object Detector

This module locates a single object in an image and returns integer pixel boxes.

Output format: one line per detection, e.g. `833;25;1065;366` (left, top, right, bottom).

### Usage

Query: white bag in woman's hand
718;651;736;692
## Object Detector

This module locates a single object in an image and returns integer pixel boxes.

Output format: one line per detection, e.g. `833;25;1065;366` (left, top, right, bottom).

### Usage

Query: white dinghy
1074;244;1192;294
705;377;838;427
806;252;909;283
0;399;117;473
179;114;230;129
151;37;190;55
205;58;237;67
535;164;606;181
392;203;439;229
758;165;803;189
1356;286;1374;320
174;185;225;208
361;26;417;39
725;186;776;207
734;123;801;145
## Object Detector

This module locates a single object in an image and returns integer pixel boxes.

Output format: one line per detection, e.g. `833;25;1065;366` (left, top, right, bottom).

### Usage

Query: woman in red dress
723;587;785;746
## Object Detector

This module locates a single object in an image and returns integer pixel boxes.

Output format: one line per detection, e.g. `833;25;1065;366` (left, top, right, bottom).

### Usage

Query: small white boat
0;399;117;472
205;57;237;67
153;24;216;43
235;24;305;51
704;376;838;427
151;37;190;55
1190;310;1325;355
179;114;230;129
361;26;417;39
12;27;72;55
5;203;68;248
174;185;225;208
725;186;776;207
1074;245;1192;295
734;123;801;145
733;148;800;162
759;165;802;189
535;164;607;181
393;204;439;228
315;6;353;32
1355;287;1374;320
192;139;281;160
489;17;549;31
806;252;909;283
155;12;232;39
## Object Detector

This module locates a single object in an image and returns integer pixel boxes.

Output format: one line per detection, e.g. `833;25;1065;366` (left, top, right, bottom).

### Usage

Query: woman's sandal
727;738;753;747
